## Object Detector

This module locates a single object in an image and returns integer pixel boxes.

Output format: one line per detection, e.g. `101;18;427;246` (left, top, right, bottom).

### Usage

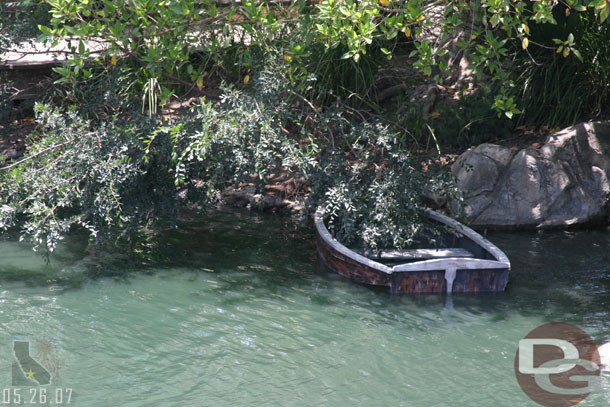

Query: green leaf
601;5;610;22
38;25;53;35
571;48;583;62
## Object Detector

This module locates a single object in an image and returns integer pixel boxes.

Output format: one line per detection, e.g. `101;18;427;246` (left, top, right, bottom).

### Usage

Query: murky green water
0;210;608;406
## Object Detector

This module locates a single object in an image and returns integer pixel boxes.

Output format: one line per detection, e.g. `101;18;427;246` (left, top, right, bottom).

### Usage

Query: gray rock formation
221;185;305;214
452;121;610;228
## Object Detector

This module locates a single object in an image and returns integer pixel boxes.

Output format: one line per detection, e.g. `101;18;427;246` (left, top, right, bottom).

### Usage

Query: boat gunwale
314;207;511;274
314;208;393;274
423;209;510;268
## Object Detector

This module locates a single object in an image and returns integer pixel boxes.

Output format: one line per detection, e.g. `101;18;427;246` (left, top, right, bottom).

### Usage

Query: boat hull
316;235;392;289
390;268;509;294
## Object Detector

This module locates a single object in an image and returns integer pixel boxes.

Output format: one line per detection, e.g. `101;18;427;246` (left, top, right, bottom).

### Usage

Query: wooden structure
315;208;510;294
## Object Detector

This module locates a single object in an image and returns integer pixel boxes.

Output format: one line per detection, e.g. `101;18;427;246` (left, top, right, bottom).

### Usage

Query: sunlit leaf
521;37;529;50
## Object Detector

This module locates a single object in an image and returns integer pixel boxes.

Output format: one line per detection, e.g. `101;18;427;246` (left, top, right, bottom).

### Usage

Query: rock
452;149;498;197
474;143;516;167
422;190;447;209
247;194;288;211
451;144;515;218
221;185;303;214
221;186;257;207
7;148;24;159
453;121;610;228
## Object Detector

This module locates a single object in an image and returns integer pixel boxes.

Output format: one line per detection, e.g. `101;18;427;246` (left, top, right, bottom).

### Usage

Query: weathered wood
314;207;511;294
0;39;110;70
372;247;473;261
316;236;392;289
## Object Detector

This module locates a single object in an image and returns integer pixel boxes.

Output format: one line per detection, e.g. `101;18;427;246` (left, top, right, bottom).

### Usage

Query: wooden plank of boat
314;207;511;294
371;247;474;261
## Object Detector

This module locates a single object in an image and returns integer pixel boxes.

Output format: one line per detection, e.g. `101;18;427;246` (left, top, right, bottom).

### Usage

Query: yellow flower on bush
379;0;390;6
284;55;292;62
244;75;250;85
111;55;117;66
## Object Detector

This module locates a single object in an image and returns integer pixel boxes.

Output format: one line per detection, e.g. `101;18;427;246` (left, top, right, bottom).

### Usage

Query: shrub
177;64;459;250
173;67;313;203
313;122;458;250
513;8;610;127
38;0;294;114
0;104;177;252
1;62;458;255
430;93;514;149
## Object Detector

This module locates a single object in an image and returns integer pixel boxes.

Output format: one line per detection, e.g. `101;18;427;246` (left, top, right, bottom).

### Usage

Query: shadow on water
0;208;609;336
486;228;610;336
0;208;321;288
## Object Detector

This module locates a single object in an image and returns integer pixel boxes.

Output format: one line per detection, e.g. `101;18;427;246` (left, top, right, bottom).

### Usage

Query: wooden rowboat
314;208;510;294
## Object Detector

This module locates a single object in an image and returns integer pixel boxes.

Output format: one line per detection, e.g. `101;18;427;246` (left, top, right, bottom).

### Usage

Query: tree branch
1;138;76;171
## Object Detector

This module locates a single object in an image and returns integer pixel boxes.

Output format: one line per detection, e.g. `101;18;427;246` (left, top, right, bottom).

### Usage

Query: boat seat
372;248;474;261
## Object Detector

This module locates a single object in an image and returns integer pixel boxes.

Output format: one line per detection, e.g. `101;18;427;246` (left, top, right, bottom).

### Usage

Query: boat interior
354;229;494;266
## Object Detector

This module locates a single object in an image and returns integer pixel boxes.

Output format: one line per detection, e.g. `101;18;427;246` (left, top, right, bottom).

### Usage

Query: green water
0;210;608;406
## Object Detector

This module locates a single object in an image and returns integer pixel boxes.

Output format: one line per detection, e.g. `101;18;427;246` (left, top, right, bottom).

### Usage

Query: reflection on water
0;209;608;406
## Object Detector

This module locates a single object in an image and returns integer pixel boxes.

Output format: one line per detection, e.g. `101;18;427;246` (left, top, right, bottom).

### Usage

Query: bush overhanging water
1;1;609;256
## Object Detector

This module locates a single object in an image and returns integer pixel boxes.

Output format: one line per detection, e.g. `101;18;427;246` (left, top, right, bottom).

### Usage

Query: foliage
0;0;51;43
175;65;459;250
314;123;458;250
176;64;459;250
1;63;458;254
172;66;314;203
8;0;610;257
38;0;293;113
429;93;514;149
0;104;177;252
513;8;610;127
48;64;146;119
0;73;15;123
310;0;609;118
448;0;610;118
35;0;610;125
